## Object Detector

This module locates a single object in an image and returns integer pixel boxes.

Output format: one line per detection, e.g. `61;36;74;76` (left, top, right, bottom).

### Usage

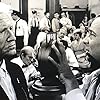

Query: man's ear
20;52;24;59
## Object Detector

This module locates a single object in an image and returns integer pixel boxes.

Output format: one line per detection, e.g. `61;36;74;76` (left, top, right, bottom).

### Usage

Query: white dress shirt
39;16;51;31
28;17;39;34
52;18;60;32
29;17;39;28
36;31;47;47
14;18;29;46
11;57;39;85
66;47;79;67
0;59;17;100
60;17;72;28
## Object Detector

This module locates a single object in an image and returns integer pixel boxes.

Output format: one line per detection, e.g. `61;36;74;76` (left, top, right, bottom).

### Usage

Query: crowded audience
1;2;100;100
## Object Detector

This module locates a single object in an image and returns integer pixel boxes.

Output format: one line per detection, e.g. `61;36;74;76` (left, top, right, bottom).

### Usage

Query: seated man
11;46;40;87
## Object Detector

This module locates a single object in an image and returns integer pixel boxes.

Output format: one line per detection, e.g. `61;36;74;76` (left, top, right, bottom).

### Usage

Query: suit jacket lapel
0;86;9;100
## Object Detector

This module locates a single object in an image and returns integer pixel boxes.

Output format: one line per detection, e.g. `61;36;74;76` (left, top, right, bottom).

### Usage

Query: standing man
52;12;60;33
11;10;29;54
36;12;51;47
60;12;72;31
0;12;29;100
39;12;51;33
28;10;39;48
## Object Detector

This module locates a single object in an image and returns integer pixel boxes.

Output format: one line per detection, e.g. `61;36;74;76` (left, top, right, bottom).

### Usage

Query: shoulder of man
5;60;23;74
18;18;27;23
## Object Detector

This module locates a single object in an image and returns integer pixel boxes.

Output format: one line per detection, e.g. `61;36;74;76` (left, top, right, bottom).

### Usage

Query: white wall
88;0;100;16
28;0;46;19
60;0;88;8
1;0;19;11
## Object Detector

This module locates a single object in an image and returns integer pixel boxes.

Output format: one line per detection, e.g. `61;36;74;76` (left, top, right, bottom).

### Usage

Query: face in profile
54;13;59;19
11;14;18;21
22;52;34;66
89;17;100;62
21;46;35;66
89;31;100;62
46;13;50;19
0;28;16;57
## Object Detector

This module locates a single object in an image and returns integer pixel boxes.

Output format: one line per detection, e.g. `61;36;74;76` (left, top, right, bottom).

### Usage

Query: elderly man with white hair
0;4;29;100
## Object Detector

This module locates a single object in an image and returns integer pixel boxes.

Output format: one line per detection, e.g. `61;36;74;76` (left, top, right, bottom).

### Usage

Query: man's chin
3;50;17;60
6;49;16;55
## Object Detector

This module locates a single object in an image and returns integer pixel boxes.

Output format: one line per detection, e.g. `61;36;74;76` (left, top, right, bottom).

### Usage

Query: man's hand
48;41;79;93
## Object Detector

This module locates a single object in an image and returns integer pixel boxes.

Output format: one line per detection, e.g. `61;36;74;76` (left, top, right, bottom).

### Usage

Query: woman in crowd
71;29;91;73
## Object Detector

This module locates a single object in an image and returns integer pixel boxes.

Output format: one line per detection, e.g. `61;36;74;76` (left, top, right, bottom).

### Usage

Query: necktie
34;19;36;27
15;19;20;37
48;19;51;27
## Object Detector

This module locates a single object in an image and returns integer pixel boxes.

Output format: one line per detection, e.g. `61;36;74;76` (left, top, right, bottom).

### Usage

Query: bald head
20;46;36;65
20;46;34;57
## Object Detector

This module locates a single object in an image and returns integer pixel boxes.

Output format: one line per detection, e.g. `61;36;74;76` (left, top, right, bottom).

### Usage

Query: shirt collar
0;59;8;78
1;59;7;73
11;56;25;68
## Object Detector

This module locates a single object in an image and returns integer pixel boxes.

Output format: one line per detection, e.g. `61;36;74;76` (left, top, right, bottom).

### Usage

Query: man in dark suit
28;10;39;48
0;11;29;100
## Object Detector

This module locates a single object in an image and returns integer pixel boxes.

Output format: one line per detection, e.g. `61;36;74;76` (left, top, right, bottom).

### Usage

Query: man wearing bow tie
11;46;40;86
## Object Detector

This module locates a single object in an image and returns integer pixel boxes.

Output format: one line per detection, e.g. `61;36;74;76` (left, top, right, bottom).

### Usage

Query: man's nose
31;58;36;63
7;28;16;41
